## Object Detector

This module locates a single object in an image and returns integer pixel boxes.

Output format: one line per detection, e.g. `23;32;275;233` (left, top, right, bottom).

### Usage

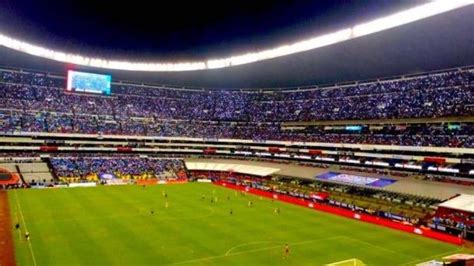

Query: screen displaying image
67;70;112;95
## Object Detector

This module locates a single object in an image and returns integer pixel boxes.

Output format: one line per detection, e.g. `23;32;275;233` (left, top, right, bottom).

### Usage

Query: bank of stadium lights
207;29;353;68
352;0;473;37
0;0;472;72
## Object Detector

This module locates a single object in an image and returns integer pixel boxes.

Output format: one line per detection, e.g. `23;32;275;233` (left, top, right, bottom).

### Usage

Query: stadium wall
213;181;463;245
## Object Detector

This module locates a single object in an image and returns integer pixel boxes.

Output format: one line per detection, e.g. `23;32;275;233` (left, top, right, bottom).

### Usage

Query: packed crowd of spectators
1;113;472;147
0;68;473;147
50;157;186;180
432;212;474;232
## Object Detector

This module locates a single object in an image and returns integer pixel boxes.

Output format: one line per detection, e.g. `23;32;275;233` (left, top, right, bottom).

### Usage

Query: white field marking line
326;258;358;266
225;241;282;256
400;248;465;266
169;235;345;265
341;236;416;259
16;211;21;240
15;211;21;241
14;190;37;266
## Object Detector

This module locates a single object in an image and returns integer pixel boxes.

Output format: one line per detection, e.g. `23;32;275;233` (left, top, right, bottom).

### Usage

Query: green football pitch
8;183;468;265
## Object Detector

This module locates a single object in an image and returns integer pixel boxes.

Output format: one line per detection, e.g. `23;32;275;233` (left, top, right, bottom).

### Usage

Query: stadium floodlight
352;0;474;37
0;0;472;72
224;28;353;67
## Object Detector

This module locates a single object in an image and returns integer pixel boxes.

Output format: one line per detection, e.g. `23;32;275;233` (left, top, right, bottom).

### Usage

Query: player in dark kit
284;244;290;258
15;223;20;230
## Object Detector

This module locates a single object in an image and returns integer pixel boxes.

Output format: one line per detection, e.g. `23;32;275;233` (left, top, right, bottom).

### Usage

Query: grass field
8;183;468;265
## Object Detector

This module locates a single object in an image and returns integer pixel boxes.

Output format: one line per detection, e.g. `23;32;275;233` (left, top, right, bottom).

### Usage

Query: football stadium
0;1;474;265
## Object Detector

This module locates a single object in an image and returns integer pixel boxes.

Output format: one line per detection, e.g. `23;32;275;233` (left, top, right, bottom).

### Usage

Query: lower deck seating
0;163;18;173
22;172;54;185
18;162;54;185
50;157;187;182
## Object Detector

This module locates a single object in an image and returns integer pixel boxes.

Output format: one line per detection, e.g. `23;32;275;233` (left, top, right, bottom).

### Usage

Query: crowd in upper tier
1;113;473;147
50;157;186;180
0;68;473;147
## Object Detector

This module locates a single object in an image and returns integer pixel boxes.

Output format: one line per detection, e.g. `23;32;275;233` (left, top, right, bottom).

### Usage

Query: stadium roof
0;1;426;66
438;194;474;213
0;3;473;88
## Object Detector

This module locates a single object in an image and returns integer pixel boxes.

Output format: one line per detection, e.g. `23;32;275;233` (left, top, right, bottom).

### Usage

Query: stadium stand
17;162;54;185
50;157;187;183
0;163;18;173
0;66;473;240
430;194;474;239
0;68;473;147
1;3;474;265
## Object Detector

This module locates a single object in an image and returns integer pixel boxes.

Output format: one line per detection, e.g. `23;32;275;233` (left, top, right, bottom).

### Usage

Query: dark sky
0;0;422;61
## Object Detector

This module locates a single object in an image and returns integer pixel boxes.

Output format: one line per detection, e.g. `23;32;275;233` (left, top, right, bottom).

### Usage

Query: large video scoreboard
66;70;112;95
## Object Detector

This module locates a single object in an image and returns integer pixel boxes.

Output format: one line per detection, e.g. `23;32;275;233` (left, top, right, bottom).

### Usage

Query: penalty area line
326;258;359;266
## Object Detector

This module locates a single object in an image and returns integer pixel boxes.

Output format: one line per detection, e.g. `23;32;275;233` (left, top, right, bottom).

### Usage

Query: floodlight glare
0;0;471;72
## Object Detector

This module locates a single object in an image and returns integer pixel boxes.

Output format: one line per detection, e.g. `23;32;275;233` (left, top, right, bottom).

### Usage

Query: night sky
0;0;421;61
